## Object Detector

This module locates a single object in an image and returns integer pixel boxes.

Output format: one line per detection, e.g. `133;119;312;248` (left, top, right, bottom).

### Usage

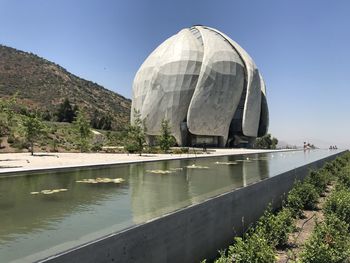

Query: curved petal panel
258;73;269;136
207;27;263;137
242;69;261;136
135;29;204;144
187;27;245;145
131;35;177;122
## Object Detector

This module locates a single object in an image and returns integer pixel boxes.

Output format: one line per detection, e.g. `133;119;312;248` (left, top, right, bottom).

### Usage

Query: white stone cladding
132;26;269;147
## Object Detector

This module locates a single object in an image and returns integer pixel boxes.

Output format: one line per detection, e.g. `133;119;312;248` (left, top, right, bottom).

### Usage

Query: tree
271;137;278;149
159;119;175;153
21;113;46;155
56;98;77;123
254;134;278;149
98;114;112;130
0;119;9;148
0;94;19;149
91;110;113;130
73;110;92;152
0;93;17;128
125;109;146;156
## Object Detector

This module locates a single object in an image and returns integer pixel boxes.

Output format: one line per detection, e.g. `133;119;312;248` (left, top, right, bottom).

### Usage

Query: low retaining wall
42;151;345;263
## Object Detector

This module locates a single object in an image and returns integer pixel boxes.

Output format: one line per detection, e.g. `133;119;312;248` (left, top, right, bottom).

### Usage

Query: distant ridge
0;44;131;129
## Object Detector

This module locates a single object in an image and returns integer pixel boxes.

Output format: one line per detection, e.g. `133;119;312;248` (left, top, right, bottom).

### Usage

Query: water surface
0;149;341;262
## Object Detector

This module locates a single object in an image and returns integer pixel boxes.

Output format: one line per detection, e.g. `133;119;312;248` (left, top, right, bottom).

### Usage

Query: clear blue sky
1;0;349;148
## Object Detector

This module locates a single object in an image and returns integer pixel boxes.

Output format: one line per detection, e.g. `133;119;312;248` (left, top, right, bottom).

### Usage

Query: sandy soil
0;148;288;174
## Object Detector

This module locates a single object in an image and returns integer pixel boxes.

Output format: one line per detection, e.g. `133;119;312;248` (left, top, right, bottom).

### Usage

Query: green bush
226;232;276;263
300;214;350;263
335;169;350;189
305;169;331;195
209;155;350;263
286;181;319;217
334;156;348;169
212;250;229;263
171;147;190;154
11;136;29;149
324;189;350;224
145;146;162;154
180;147;189;153
256;207;294;247
91;142;103;152
323;162;339;175
7;135;15;144
125;143;139;153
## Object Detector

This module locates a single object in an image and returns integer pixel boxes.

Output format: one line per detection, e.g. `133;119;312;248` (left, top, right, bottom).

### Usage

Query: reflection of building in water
130;155;271;223
185;157;244;201
242;154;270;186
129;160;191;223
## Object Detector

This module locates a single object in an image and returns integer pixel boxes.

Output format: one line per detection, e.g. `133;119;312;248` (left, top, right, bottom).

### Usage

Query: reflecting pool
0;149;341;262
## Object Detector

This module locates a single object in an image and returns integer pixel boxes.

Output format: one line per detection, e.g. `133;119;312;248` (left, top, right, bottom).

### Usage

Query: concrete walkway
0;148;293;175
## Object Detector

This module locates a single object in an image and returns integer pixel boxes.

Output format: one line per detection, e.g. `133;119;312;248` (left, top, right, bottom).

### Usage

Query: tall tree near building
21;113;47;155
159;119;175;152
125;109;146;156
73;110;92;152
254;134;278;149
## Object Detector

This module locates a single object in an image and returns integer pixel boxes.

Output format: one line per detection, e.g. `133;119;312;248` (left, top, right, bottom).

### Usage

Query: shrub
286;181;319;217
324;189;350;224
171;148;183;154
7;135;15;144
335;169;350;189
334;156;347;169
11;137;29;149
305;170;330;195
91;142;103;152
213;250;229;263
323;162;339;175
256;207;294;247
145;146;162;154
300;214;350;263
171;147;190;154
125;143;139;153
227;232;276;263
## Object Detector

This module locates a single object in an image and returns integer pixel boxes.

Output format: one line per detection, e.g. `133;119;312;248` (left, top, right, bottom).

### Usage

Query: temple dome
131;25;268;147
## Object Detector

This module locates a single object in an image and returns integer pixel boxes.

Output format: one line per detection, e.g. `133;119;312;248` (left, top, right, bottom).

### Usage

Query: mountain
0;44;131;130
278;138;349;150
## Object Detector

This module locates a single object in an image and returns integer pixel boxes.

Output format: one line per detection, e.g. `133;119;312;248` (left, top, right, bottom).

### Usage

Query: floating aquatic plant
146;170;173;174
76;178;125;184
30;189;68;195
215;161;238;165
186;164;209;169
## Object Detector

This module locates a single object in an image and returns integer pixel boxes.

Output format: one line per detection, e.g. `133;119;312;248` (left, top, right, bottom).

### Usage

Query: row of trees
125;110;175;156
1;95;176;155
1;95;278;155
254;133;278;149
56;99;112;130
0;95;93;155
126;110;280;154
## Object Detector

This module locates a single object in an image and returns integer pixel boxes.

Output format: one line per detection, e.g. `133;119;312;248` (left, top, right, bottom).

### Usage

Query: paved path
0;148;294;175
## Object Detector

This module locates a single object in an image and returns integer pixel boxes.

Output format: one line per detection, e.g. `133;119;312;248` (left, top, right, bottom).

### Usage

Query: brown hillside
0;44;131;129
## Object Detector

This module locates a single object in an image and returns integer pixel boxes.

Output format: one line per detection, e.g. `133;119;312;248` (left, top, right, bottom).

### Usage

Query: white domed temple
131;25;269;147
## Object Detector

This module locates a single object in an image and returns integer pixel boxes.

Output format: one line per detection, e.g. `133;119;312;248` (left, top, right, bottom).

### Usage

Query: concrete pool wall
42;151;345;263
